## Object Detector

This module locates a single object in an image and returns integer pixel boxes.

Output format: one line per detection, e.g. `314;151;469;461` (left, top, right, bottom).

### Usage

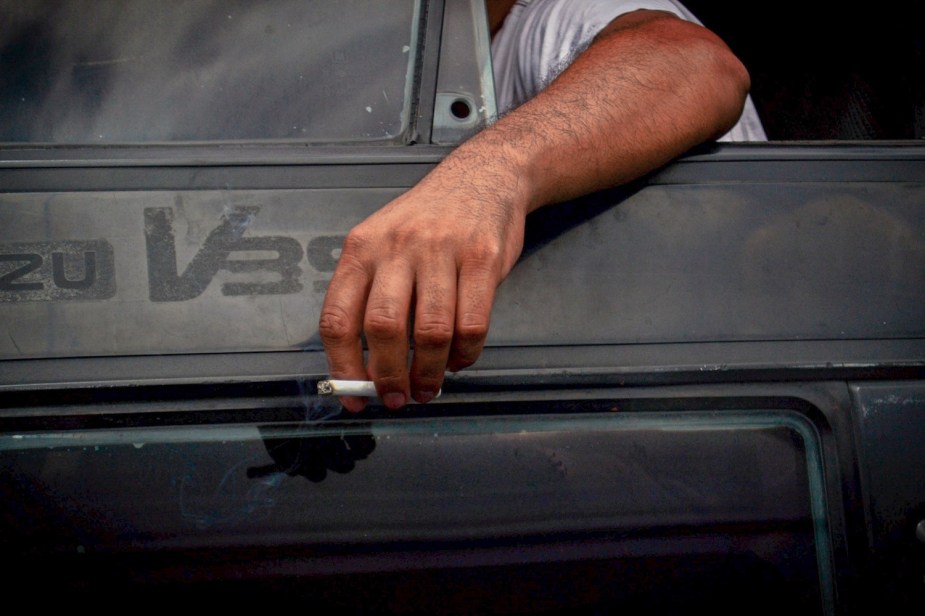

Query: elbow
686;25;752;138
641;13;752;139
710;40;752;135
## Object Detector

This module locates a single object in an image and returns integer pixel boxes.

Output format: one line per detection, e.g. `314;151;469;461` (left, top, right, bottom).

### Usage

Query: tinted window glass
0;406;833;612
0;0;420;143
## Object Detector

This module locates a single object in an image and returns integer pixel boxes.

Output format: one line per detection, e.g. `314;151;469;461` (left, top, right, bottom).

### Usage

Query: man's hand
318;144;531;411
320;10;750;411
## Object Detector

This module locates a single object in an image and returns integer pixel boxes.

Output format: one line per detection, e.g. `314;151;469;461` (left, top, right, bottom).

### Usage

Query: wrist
431;128;536;221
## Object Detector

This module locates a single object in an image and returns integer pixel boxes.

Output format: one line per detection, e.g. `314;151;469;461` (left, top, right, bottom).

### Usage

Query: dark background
685;0;925;139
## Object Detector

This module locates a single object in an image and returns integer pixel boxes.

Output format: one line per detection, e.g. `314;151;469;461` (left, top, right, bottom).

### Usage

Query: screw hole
450;99;472;120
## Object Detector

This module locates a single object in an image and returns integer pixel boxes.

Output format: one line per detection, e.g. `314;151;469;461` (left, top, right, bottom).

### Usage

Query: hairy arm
319;10;750;410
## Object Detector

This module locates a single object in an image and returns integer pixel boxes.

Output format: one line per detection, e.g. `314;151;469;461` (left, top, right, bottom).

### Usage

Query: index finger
318;256;372;412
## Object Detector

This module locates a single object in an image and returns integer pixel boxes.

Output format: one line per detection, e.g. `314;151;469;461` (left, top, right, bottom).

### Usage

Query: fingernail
417;390;437;404
382;392;406;410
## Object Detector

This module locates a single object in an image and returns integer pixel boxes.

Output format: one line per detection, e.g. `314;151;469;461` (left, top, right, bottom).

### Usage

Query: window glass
0;407;834;612
0;0;420;143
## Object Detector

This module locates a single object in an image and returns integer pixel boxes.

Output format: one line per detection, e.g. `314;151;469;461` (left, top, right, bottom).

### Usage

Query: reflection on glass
248;421;376;483
0;0;419;143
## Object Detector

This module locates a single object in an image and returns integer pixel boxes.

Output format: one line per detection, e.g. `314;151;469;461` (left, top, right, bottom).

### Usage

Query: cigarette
317;379;377;397
316;379;441;400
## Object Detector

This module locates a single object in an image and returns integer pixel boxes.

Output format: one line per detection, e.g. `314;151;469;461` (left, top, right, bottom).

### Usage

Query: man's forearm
456;10;750;213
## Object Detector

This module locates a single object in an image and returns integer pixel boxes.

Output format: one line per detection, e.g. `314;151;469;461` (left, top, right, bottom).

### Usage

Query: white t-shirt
491;0;767;141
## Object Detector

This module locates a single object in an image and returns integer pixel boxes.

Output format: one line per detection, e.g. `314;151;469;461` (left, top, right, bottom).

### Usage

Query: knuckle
456;313;490;342
462;241;503;267
364;306;407;341
414;318;454;349
318;305;357;342
342;227;372;255
335;252;369;278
